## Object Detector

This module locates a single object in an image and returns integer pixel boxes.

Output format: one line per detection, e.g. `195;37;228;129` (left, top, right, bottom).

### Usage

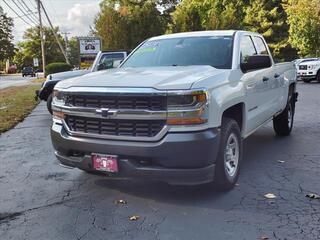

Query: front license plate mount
92;153;119;173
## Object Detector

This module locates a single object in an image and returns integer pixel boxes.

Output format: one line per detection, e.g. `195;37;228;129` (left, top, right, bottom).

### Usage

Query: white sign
79;38;101;55
33;58;39;67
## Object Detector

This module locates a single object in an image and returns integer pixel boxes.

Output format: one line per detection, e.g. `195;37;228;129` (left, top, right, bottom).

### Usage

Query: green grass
0;85;41;133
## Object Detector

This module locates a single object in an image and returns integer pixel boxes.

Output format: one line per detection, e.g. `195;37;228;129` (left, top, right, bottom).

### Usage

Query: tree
68;37;80;67
286;0;320;57
14;26;65;70
0;6;15;62
169;0;248;33
244;0;297;61
94;0;166;50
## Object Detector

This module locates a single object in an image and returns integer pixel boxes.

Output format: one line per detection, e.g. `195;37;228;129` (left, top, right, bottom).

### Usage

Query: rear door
252;36;281;116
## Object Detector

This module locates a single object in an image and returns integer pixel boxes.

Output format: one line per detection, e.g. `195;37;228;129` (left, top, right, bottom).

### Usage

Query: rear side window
253;37;268;55
240;36;256;63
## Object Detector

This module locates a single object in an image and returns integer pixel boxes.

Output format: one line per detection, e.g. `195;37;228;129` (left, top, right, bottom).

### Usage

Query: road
0;74;37;89
0;83;320;240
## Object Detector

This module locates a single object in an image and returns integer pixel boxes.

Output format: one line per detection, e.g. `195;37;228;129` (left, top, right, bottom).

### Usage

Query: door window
253;37;268;55
240;36;257;63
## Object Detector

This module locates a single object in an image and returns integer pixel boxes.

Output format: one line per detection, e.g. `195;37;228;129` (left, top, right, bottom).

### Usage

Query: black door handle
263;76;269;82
274;73;280;78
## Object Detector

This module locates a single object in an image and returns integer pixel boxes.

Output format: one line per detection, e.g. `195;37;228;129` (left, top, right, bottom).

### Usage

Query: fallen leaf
306;193;320;199
260;236;269;240
235;183;240;186
277;160;285;163
264;193;276;199
115;199;127;204
129;215;140;221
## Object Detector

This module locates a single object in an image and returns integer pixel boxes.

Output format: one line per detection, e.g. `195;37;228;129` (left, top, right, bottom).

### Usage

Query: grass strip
0;85;41;133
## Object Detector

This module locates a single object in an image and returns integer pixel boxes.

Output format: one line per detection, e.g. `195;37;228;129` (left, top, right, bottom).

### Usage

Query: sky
2;0;101;43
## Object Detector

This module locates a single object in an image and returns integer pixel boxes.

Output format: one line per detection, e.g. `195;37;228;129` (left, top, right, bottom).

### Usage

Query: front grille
66;116;166;137
66;94;166;111
299;65;307;70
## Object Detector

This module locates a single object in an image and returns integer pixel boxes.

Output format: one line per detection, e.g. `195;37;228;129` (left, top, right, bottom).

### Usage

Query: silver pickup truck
51;30;297;191
36;50;130;113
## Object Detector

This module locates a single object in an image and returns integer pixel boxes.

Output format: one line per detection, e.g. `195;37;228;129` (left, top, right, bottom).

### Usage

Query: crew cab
51;31;297;190
36;50;130;113
297;58;320;82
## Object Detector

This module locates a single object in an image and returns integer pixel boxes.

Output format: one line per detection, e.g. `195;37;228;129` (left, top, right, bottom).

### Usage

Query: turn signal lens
52;111;65;120
167;118;207;125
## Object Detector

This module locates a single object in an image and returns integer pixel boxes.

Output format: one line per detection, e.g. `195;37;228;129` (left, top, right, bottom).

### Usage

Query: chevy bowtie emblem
95;108;118;118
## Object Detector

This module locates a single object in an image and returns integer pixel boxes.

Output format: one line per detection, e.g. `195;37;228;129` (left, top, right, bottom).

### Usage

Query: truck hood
48;69;91;81
56;66;228;90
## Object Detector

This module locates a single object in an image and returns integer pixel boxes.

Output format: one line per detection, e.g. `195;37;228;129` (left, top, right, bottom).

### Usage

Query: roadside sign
33;58;39;67
78;37;101;56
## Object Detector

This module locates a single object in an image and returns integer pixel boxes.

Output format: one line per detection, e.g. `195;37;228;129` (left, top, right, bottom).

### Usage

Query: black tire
46;93;53;115
213;118;243;191
303;78;312;83
273;88;295;136
316;70;320;82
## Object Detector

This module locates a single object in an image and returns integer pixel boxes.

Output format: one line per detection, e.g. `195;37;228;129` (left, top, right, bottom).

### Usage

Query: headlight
309;65;317;70
166;90;208;125
52;90;66;120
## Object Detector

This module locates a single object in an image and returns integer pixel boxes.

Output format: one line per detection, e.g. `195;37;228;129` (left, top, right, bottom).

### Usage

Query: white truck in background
51;30;298;191
35;50;130;113
297;58;320;82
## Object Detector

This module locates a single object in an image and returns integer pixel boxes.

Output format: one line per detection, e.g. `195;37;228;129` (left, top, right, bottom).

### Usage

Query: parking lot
0;82;319;240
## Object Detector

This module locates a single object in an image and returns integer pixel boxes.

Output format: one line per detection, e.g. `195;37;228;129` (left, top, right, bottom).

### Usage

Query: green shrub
45;62;72;76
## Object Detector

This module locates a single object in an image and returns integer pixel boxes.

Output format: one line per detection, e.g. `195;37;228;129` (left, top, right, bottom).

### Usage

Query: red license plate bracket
92;153;119;173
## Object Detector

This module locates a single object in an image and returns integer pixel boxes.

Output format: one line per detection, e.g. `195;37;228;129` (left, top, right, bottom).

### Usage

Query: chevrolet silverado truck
297;58;320;83
51;31;298;190
36;50;130;114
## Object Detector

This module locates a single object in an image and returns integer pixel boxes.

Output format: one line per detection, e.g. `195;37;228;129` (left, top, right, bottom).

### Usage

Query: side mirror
240;55;271;72
97;63;106;71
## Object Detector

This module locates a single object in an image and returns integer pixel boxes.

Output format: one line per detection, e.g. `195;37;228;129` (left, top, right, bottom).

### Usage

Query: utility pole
61;32;71;62
36;0;46;74
40;1;70;64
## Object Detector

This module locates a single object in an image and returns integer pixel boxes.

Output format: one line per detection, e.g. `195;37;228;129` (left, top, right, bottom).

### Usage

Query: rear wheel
273;89;295;136
46;93;53;115
213;118;242;191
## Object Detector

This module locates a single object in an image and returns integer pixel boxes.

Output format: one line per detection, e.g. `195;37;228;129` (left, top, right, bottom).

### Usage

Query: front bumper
51;122;220;185
298;70;317;80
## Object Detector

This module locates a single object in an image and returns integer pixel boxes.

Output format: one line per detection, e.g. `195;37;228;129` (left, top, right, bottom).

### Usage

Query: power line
2;0;34;26
11;0;39;25
19;0;39;24
40;0;70;63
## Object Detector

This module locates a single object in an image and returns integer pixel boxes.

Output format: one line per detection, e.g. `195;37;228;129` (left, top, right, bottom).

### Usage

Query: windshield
122;36;233;69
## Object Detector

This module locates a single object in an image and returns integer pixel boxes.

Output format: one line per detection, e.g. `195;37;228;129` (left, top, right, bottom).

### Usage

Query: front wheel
213;118;242;191
273;90;295;136
316;71;320;82
46;93;53;115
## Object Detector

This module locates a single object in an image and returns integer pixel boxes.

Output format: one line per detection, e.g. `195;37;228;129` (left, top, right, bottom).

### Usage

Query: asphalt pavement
0;74;37;89
0;82;320;240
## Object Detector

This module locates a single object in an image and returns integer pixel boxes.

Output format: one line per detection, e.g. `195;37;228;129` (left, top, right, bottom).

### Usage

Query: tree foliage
68;37;80;67
0;6;15;62
94;0;166;50
244;0;297;61
286;0;320;57
14;27;65;70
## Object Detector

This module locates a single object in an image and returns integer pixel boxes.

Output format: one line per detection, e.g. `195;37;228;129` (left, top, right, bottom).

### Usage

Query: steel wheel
224;133;239;178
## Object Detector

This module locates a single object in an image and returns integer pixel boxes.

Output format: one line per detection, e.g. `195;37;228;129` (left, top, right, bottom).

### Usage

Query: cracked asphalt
0;82;320;240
